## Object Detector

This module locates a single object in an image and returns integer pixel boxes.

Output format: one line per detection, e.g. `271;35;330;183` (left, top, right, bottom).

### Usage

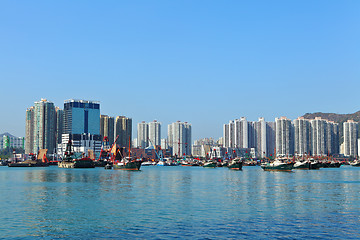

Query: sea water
0;166;360;239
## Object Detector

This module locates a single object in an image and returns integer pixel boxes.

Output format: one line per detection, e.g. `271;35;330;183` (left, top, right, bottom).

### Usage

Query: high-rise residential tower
28;99;57;154
253;117;267;158
293;117;311;156
327;121;339;156
115;116;132;148
266;122;276;157
137;121;149;148
343;120;358;157
148;120;161;147
25;107;35;154
310;117;328;156
100;115;115;144
56;107;64;144
168;121;192;156
275;117;294;157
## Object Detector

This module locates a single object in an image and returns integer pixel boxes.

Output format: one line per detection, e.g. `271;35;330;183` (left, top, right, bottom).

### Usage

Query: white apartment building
343;120;358;157
168;121;192;156
275;117;294;157
137;121;149;148
293;117;311;156
148;120;161;147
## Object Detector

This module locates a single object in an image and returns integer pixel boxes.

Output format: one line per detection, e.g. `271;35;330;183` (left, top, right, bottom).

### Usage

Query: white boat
141;161;153;166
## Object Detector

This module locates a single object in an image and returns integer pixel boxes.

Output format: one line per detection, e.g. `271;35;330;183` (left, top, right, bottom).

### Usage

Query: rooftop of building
64;99;100;104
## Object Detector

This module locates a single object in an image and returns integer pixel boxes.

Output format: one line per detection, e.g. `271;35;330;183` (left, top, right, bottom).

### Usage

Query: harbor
1;165;360;239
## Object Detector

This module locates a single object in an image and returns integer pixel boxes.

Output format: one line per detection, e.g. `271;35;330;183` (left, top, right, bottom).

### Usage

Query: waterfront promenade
0;166;360;239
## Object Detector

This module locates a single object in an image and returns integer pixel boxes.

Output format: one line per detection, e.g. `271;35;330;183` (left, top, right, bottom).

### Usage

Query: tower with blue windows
64;99;100;135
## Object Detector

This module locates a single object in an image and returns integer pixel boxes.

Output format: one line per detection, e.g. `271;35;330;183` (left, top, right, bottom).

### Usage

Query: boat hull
293;162;310;170
227;161;243;170
203;163;217;168
58;159;95;168
350;162;360;167
261;163;293;171
8;161;49;167
113;161;142;171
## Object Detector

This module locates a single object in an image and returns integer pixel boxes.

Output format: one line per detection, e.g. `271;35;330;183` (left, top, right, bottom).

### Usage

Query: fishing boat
320;161;341;168
58;140;95;168
111;138;142;171
350;160;360;167
309;160;321;169
261;160;294;171
293;161;310;170
227;158;243;170
96;136;120;167
113;157;142;171
203;161;217;168
142;160;155;166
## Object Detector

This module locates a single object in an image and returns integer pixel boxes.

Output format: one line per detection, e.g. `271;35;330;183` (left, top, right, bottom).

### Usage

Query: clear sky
1;1;359;141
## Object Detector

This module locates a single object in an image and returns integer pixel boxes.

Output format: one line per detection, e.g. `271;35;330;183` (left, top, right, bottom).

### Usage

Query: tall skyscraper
266;122;276;157
223;123;229;148
275;117;294;157
293;117;311;156
114;116;132;148
100;115;114;144
253;117;267;158
310;117;328;156
148;120;161;147
168;121;192;156
25;107;35;154
234;117;248;148
327;121;339;156
64;99;100;135
56;107;64;144
26;99;57;154
229;120;235;148
343;120;358;157
59;100;101;156
224;117;272;158
137;121;149;148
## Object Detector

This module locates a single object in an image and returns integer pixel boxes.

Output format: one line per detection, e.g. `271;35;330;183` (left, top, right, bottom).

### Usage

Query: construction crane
98;135;119;161
148;138;164;161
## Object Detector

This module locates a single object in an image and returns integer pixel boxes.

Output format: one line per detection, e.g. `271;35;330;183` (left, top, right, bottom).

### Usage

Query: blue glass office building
64;99;100;135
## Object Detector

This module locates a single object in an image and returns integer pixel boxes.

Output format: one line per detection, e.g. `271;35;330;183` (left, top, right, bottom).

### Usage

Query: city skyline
1;1;359;140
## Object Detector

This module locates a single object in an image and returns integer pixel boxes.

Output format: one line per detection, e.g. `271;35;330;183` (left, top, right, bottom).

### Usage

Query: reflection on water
0;166;360;239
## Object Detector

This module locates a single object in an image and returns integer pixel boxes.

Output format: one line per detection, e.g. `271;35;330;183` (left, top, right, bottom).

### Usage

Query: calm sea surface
1;165;360;239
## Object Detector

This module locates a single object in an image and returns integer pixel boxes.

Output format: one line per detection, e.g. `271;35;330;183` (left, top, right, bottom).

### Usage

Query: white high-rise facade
168;121;191;156
309;117;340;156
224;117;274;158
137;121;149;148
254;117;267;158
343;120;358;157
148;120;161;147
275;117;294;157
293;117;311;156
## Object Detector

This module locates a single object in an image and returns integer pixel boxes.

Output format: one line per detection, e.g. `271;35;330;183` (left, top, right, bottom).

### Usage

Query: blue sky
1;1;359;140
